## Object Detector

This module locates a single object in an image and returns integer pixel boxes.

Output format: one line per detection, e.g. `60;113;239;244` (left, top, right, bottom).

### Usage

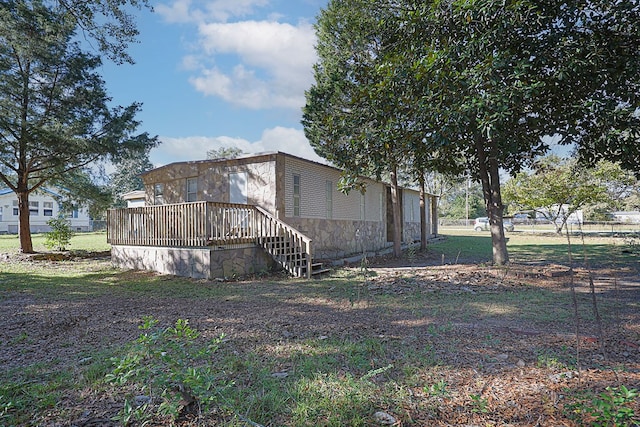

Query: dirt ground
1;251;639;426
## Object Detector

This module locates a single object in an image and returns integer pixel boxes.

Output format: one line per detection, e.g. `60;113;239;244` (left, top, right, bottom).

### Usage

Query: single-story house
107;152;438;279
610;211;640;224
122;190;146;208
0;187;91;234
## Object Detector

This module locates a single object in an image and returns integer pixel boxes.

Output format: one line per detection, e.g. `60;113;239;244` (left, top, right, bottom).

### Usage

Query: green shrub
106;317;230;424
44;217;74;251
567;385;639;426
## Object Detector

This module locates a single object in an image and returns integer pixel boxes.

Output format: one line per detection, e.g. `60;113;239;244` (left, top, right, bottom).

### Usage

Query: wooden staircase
255;206;330;278
259;236;330;278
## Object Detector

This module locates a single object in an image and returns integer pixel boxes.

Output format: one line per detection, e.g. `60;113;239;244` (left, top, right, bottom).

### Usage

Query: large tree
109;148;154;208
305;0;640;265
55;0;151;64
304;0;458;257
0;1;157;252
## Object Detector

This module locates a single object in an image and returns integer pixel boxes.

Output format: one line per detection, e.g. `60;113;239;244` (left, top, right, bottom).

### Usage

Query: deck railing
107;202;313;278
255;206;313;278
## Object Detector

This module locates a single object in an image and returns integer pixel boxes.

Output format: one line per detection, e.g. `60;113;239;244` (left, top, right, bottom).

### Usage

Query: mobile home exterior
139;152;435;258
108;152;438;279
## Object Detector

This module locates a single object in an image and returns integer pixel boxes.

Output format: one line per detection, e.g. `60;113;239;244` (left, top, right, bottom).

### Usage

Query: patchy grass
0;231;110;253
1;232;639;426
432;228;639;268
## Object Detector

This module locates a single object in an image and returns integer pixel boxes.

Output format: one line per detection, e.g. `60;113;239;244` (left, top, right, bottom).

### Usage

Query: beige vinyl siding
403;190;421;223
283;156;384;221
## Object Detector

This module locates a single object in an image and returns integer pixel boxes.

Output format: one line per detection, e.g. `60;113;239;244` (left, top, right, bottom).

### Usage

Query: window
229;172;248;204
293;174;301;217
186;178;197;202
13;208;18;216
29;201;39;216
154;183;164;205
12;200;18;216
67;209;78;218
43;201;53;216
325;180;333;219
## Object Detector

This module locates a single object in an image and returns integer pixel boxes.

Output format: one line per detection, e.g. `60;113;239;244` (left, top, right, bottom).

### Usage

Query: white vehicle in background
473;217;514;232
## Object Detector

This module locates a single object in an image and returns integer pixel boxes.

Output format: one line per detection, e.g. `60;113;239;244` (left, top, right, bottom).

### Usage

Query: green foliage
503;156;611;231
567;386;639;427
55;170;114;220
0;364;73;425
106;317;230;424
0;0;157;252
442;191;485;220
52;0;152;64
44;217;74;251
306;0;640;264
109;148;154;208
424;379;449;398
469;393;490;414
206;146;244;160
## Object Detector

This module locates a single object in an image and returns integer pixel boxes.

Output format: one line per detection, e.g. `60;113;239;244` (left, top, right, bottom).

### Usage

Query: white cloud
150;127;325;167
156;0;269;23
156;1;318;111
190;20;317;109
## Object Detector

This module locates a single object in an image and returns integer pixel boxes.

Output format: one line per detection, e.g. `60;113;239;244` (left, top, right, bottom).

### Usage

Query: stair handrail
254;205;313;278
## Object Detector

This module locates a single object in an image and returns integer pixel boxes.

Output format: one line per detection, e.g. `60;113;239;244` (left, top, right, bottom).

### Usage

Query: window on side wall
43;202;54;217
67;208;79;218
186;178;197;202
29;201;39;216
293;174;301;217
326;180;333;219
154;183;164;205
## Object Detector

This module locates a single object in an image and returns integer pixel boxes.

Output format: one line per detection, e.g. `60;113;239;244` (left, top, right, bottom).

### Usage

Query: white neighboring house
535;205;584;225
0;188;91;234
611;211;640;224
122;190;146;208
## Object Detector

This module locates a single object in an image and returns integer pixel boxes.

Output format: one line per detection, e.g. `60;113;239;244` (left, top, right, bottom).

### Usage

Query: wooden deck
107;202;318;278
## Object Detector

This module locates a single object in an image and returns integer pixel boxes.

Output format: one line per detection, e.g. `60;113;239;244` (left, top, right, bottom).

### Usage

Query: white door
229;172;248;204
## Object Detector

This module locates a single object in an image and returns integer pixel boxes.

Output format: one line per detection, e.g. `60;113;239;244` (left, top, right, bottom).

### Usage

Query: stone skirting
284;217;389;258
111;245;276;280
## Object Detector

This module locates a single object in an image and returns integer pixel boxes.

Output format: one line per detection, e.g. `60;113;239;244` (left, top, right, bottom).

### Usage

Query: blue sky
99;0;328;167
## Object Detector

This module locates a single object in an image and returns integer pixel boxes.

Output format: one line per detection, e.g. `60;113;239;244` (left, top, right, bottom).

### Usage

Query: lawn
0;231;110;253
0;231;638;426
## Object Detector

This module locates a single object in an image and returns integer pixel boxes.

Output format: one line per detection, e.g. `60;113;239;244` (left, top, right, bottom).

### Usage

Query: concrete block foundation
111;245;276;280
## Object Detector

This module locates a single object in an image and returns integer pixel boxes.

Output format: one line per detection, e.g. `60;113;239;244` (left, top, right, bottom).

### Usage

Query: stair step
311;267;331;276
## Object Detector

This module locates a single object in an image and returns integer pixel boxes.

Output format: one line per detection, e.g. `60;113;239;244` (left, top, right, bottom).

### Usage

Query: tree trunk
17;190;34;253
419;174;427;251
474;134;509;265
390;165;402;258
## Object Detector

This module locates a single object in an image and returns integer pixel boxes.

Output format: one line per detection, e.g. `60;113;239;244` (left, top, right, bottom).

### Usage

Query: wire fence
439;218;640;235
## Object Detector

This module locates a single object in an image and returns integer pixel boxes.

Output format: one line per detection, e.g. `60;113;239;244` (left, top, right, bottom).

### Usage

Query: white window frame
326;180;333;219
186;178;198;202
293;174;301;217
29;201;39;216
154;183;164;205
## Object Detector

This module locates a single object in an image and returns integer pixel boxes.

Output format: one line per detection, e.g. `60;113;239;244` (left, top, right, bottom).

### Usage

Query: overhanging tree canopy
0;0;157;252
304;0;640;264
